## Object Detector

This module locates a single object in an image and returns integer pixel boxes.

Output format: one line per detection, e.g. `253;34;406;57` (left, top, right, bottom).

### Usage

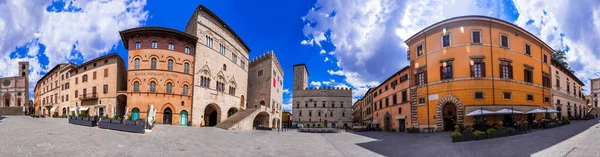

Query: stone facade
186;5;250;127
247;50;284;128
292;64;353;128
550;61;586;119
69;54;127;118
119;27;197;126
0;62;30;115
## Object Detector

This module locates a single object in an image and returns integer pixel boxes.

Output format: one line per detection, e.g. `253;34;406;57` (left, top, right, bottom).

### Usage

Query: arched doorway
204;104;221;126
132;108;140;120
163;107;172;124
442;103;457;131
180;110;188;126
227;107;238;118
384;112;391;131
435;94;464;131
253;112;269;129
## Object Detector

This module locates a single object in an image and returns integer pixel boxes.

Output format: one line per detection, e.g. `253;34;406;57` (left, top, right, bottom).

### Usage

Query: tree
552;50;574;73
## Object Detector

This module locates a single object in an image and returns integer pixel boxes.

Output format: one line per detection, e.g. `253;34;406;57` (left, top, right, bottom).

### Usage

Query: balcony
79;93;98;101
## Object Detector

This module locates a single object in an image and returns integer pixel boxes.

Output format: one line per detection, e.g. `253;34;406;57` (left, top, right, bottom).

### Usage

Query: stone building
68;54;127;117
590;78;600;116
405;16;553;132
186;5;251;127
550;59;586;119
0;62;30;115
119;27;198;125
371;66;411;132
35;63;75;117
292;64;353;128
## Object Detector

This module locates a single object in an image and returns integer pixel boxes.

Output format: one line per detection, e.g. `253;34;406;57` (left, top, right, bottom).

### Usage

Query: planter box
98;120;145;133
68;118;97;127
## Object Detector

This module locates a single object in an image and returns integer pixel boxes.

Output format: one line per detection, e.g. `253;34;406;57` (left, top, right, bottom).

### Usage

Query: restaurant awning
495;108;523;114
466;109;495;116
79;107;89;111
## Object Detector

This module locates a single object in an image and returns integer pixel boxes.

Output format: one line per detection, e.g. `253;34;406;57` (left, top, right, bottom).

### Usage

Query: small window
525;43;531;55
471;30;481;44
168;43;174;50
501;35;509;48
503;92;512;100
416;44;423;57
527;94;534;101
152;41;158;48
442;34;451;47
185;47;191;54
135;42;141;49
475;92;484;99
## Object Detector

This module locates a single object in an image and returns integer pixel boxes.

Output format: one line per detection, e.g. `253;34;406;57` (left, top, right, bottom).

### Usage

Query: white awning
395;115;406;120
79;107;89;111
495;108;523;114
466;109;495;116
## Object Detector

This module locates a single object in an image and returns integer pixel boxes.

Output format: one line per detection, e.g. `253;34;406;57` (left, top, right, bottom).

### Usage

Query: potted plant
486;128;497;138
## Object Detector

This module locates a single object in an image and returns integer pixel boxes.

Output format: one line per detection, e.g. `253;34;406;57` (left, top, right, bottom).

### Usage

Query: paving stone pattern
0;116;599;157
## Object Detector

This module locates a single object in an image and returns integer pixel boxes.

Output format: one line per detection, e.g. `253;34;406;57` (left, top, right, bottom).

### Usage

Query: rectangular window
416;44;423;57
475;92;484;99
525;43;531;55
503;92;511;100
471;30;481;44
442;34;451;47
527;94;534;101
524;69;533;83
501;34;509;47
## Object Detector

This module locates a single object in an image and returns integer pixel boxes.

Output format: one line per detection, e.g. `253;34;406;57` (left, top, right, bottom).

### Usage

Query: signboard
428;94;438;100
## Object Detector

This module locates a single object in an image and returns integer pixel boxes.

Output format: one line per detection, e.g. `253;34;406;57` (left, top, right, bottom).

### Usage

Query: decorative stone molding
435;94;464;131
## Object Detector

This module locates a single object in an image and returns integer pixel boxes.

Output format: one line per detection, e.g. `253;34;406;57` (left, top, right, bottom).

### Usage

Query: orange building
371;66;411;132
119;27;198;125
405;16;553;132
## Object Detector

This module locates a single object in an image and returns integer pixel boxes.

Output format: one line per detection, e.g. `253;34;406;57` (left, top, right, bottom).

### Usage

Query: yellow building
405;16;553;132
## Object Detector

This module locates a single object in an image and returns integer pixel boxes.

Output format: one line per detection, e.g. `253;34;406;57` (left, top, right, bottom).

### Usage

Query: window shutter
481;62;486;77
508;65;513;79
470;64;474;77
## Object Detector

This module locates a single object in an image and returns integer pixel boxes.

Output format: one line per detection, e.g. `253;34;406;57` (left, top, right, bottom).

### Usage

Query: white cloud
301;0;521;98
513;0;600;94
0;0;148;98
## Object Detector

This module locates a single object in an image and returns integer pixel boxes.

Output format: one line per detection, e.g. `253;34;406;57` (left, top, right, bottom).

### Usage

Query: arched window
151;58;157;69
166;82;173;94
185;47;190;54
152;41;158;48
168;43;174;50
167;59;174;71
182;85;189;95
135;42;141;49
134;58;140;69
133;81;140;92
184;63;190;74
150;81;156;93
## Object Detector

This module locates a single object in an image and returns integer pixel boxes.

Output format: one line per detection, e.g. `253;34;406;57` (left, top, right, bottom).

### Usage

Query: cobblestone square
0;116;598;157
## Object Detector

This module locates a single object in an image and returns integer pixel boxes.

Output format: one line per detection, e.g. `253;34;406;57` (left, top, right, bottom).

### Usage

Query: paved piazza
0;116;599;157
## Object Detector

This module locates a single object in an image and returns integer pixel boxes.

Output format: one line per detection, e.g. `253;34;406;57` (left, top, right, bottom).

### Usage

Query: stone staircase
216;106;266;130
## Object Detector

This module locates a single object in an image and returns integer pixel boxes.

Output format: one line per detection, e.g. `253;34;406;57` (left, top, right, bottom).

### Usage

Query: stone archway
435;94;464;131
204;104;221;127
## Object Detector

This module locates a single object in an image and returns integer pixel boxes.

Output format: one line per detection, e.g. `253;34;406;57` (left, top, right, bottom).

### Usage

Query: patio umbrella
495;108;523;114
526;108;546;114
466;109;495;116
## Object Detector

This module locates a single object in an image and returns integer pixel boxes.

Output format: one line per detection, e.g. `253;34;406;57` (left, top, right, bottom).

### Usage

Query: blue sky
1;0;600;112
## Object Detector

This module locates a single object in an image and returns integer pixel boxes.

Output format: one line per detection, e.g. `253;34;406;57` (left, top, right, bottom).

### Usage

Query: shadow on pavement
347;119;599;157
